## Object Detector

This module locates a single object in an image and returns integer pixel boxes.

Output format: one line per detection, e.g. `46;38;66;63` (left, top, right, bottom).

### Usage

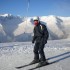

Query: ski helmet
33;16;39;21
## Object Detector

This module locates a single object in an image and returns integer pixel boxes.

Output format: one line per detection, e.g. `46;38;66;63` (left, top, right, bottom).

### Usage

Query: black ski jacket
32;22;49;44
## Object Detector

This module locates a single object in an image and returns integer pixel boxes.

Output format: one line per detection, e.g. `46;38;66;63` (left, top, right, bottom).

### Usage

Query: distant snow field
0;39;70;70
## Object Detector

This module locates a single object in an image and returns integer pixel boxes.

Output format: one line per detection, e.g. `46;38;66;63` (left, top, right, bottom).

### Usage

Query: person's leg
37;43;49;66
33;42;39;60
30;42;40;64
39;43;46;61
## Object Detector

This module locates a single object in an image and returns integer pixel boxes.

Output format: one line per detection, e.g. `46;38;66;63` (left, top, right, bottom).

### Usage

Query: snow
0;39;70;70
0;14;70;69
0;14;12;17
0;14;70;42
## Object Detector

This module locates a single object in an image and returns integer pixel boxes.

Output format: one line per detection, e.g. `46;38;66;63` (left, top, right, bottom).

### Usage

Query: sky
0;0;70;17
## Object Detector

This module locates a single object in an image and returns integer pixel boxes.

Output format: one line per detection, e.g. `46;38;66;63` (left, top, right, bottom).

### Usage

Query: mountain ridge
0;14;70;42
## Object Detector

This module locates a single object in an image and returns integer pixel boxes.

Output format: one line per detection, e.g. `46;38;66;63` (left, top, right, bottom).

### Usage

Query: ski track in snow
0;39;70;70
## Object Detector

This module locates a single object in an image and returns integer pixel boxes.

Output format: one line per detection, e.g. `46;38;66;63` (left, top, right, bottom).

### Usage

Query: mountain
0;14;70;42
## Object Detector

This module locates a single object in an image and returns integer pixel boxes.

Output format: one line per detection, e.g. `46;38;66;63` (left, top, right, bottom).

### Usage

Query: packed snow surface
0;39;70;70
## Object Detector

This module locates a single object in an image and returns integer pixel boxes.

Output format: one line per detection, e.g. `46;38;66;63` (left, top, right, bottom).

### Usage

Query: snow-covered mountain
0;14;70;42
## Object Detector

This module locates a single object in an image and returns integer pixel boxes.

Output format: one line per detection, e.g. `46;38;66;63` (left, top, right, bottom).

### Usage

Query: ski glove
32;40;34;43
44;40;47;44
43;38;47;44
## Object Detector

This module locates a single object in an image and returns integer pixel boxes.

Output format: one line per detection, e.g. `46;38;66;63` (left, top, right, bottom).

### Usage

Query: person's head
33;16;40;26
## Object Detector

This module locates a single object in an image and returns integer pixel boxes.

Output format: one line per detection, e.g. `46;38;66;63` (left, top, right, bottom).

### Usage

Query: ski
28;63;52;70
15;62;39;69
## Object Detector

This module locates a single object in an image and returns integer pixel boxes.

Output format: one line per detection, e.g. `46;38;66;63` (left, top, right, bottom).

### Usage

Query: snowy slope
0;14;70;42
0;39;70;70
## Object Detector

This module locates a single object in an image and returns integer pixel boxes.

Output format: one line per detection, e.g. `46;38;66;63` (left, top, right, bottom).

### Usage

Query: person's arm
32;28;37;43
43;26;49;44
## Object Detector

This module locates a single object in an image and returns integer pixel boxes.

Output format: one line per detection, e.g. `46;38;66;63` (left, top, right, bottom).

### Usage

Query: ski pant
33;42;46;61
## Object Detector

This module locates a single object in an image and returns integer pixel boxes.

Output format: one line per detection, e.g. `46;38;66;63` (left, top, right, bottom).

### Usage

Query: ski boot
30;59;40;64
37;61;49;67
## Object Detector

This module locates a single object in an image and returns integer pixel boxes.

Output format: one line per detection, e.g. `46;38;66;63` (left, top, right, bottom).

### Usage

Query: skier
31;16;49;67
